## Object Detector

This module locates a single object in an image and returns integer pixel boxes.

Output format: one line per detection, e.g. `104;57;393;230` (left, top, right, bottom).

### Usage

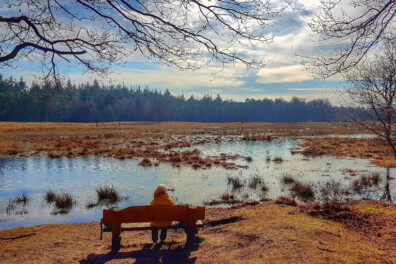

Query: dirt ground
1;201;395;264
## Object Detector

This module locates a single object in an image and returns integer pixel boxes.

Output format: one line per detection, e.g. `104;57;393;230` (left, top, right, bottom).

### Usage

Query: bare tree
0;0;292;81
340;40;396;159
307;0;396;78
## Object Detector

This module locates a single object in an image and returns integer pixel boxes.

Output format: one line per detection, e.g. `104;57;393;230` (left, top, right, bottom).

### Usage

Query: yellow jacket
150;190;175;228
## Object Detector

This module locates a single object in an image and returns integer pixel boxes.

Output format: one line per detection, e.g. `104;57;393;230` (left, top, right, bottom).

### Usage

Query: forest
0;75;335;123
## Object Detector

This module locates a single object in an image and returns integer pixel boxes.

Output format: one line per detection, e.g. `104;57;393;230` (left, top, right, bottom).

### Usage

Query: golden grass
0;200;394;263
297;137;396;167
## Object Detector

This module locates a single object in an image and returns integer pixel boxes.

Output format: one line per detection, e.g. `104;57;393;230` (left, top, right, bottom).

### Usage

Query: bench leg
111;224;121;253
185;228;196;247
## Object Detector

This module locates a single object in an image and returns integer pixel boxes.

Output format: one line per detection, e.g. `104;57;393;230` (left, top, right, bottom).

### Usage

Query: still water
0;138;395;229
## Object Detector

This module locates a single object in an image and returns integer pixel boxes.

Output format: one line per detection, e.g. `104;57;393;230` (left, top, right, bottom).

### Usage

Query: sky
1;0;345;102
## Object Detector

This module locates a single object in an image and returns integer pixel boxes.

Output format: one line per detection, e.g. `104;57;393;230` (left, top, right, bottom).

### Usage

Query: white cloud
256;64;312;83
286;88;337;91
68;67;245;89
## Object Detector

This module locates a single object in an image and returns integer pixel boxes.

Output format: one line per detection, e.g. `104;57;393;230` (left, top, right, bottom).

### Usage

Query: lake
1;138;395;229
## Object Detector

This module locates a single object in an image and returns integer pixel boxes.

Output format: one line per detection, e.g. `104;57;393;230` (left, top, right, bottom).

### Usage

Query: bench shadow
79;242;198;264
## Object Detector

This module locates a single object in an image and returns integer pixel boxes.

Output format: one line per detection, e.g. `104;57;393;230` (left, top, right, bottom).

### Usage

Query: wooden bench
101;205;205;252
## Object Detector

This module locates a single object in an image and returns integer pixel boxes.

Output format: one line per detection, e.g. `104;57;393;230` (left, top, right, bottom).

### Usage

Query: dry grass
1;200;394;263
274;196;298;206
204;192;242;206
297;137;396;167
273;156;283;163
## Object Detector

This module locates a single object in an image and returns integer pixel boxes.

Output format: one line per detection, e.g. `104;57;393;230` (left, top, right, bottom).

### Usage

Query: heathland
0;121;395;263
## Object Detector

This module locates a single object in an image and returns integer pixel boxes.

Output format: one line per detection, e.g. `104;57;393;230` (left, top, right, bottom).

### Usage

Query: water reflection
0;138;395;230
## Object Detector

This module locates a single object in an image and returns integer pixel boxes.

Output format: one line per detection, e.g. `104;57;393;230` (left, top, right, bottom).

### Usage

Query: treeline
0;75;335;123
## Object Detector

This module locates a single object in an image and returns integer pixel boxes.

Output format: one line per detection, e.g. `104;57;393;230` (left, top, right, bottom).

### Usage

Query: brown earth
1;200;395;264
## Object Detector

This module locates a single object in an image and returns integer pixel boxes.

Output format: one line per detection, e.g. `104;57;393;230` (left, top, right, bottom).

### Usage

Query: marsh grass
96;186;120;203
227;175;244;190
44;190;56;203
290;182;314;199
318;180;350;204
261;184;268;193
352;173;382;194
86;186;127;209
282;174;295;185
54;192;74;209
248;175;263;189
13;193;29;204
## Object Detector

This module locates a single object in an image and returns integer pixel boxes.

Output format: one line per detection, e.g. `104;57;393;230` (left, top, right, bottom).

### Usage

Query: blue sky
1;0;344;102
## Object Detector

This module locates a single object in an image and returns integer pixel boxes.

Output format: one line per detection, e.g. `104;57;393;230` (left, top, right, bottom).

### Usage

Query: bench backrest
102;205;205;225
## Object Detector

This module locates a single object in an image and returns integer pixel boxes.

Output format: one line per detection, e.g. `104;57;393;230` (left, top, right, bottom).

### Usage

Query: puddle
0;138;394;230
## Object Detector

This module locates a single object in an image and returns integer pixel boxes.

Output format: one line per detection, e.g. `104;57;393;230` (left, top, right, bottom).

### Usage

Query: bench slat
102;205;205;225
118;220;204;232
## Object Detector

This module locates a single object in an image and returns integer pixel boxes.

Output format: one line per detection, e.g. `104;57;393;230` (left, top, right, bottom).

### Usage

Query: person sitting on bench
150;184;175;243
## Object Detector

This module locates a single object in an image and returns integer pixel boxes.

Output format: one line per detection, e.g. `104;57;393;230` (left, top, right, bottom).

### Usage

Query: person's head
156;184;167;192
154;184;168;198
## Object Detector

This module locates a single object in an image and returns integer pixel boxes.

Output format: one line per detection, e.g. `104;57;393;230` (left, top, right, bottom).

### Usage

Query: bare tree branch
0;0;293;81
338;40;396;159
305;0;396;78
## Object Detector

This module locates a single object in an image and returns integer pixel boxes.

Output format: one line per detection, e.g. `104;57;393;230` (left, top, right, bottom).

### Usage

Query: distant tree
0;75;337;123
0;0;292;81
308;0;396;78
339;40;396;159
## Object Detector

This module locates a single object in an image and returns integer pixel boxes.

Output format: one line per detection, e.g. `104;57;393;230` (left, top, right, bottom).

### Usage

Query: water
0;138;395;230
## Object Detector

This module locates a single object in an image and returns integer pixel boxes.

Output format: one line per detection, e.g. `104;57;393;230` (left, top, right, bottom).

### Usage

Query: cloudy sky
1;0;344;102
